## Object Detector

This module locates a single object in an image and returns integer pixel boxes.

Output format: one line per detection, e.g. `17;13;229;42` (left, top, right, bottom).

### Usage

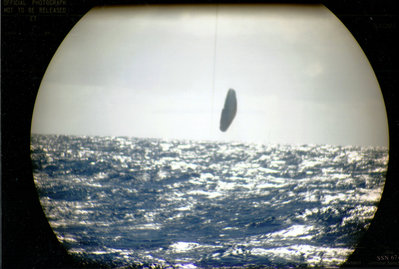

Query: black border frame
2;0;398;268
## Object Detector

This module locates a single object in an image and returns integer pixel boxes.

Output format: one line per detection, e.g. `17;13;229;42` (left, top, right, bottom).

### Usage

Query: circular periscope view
31;4;389;268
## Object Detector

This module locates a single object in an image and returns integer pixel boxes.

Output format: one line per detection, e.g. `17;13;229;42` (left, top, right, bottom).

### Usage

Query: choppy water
31;134;388;268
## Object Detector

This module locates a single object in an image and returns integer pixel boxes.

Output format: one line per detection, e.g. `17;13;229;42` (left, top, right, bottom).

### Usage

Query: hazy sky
32;4;389;147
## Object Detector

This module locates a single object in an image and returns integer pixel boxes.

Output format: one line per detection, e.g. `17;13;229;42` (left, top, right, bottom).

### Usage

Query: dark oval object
220;88;237;132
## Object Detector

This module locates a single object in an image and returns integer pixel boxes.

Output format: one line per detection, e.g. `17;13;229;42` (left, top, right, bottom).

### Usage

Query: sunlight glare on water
31;135;388;268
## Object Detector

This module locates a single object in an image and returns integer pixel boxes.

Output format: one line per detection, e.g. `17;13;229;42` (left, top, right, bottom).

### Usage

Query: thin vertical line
210;5;218;137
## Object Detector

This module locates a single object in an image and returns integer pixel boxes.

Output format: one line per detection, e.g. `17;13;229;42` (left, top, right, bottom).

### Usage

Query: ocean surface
31;134;388;268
